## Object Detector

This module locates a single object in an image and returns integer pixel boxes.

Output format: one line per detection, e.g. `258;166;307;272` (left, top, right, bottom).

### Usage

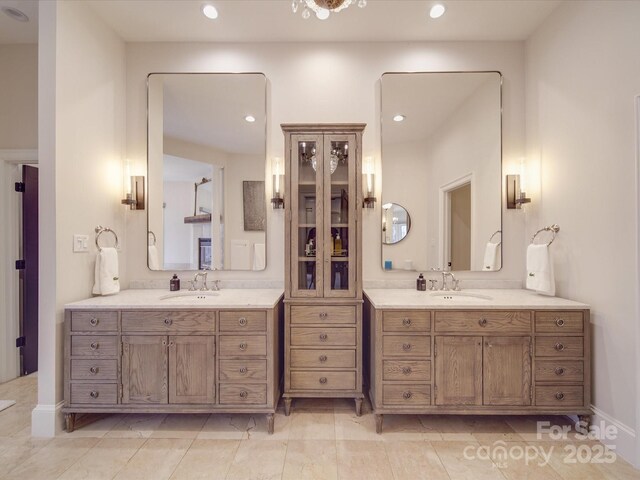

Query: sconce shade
506;174;531;209
121;175;145;210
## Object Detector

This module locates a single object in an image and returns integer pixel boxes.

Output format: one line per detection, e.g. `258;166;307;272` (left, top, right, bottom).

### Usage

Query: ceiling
0;1;560;45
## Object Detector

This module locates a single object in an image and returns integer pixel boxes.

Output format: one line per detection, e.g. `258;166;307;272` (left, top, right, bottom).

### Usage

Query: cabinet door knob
319;333;328;341
402;318;412;327
90;390;99;399
555;392;565;401
239;367;247;374
319;355;328;363
319;312;327;319
319;377;327;384
555;367;565;376
402;366;412;375
89;366;99;375
239;391;248;399
479;318;488;327
403;391;413;400
238;317;247;326
402;343;412;351
89;317;99;326
239;343;247;351
90;342;99;350
554;343;565;351
164;318;172;326
555;318;565;327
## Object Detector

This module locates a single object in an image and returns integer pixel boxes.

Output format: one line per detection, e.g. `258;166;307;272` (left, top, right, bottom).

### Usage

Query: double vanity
63;287;590;435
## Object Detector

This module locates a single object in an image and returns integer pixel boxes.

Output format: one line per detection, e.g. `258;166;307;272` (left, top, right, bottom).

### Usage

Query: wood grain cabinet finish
282;124;366;417
367;304;591;433
63;301;283;434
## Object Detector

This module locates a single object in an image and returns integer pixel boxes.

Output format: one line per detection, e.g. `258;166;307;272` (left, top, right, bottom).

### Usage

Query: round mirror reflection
382;203;411;245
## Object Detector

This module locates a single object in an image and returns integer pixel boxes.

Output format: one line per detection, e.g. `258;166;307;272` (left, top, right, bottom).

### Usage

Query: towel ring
148;231;157;246
95;226;119;251
531;224;560;246
489;230;502;246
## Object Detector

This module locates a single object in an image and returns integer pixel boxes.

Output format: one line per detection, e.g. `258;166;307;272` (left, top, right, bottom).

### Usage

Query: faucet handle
453;279;461;291
428;279;438;291
187;280;196;291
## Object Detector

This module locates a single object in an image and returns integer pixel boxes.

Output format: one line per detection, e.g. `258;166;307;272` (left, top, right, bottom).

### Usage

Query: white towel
148;245;160;270
483;242;501;271
526;244;555;296
253;243;266;271
92;247;120;296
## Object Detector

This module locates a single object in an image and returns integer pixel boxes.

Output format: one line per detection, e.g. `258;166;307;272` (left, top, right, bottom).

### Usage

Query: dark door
21;165;38;375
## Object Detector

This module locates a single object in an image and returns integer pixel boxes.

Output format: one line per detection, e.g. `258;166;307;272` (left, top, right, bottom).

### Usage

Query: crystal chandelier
292;0;367;20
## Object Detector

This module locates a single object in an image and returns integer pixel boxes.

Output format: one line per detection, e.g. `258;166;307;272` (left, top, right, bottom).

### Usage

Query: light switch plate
73;234;89;253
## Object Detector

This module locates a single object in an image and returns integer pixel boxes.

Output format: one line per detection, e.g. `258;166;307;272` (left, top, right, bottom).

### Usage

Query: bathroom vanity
63;289;283;433
364;289;591;433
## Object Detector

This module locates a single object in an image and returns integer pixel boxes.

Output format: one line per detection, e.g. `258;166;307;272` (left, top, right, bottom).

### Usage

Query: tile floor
0;375;638;479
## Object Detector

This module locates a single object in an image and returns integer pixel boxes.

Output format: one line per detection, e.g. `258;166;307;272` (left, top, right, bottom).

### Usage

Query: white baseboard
31;401;65;437
591;404;638;468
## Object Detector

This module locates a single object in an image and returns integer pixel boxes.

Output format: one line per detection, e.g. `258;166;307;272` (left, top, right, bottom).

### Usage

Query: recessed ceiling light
245;115;256;123
202;4;218;20
393;114;405;122
1;6;29;22
430;4;446;19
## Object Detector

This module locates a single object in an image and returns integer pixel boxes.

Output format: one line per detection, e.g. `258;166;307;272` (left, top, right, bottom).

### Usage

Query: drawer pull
319;333;328;341
164;318;172;326
90;342;99;350
403;391;413;400
555;318;565;327
238;317;247;326
319;377;328;384
319;355;328;363
554;343;565;351
239;367;247;374
89;366;99;375
555;367;565;376
402;318;412;327
239;391;248;399
319;312;328;319
478;318;488;327
402;366;412;375
402;343;412;351
239;343;247;351
555;392;565;401
89;390;99;399
89;317;99;326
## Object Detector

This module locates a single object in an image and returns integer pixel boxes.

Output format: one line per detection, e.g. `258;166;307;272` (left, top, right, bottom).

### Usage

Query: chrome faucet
441;271;460;291
192;271;209;291
210;279;221;291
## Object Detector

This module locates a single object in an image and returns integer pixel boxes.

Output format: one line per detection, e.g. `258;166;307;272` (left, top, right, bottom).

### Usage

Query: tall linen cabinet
281;124;366;416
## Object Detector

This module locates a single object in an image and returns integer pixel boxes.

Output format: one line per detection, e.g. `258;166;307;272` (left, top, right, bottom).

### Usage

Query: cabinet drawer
290;349;356;368
535;336;584;357
71;359;118;380
71;311;118;332
71;336;118;357
219;384;267;405
383;360;431;381
382;310;430;333
434;311;531;333
382;384;431;406
70;383;118;405
290;327;356;346
535;385;584;406
121;311;215;333
219;311;266;332
535;312;584;333
219;335;267;356
535;360;584;383
382;335;430;357
290;305;356;324
290;371;356;391
219;359;267;382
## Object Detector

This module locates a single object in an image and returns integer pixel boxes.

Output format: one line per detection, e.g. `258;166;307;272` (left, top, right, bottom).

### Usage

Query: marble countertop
65;289;284;310
364;289;589;310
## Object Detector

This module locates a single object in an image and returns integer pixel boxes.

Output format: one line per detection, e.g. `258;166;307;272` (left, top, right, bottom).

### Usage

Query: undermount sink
429;291;493;302
159;291;220;301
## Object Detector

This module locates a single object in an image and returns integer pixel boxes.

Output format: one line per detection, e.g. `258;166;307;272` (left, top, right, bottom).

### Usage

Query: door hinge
15;260;25;270
15;336;25;348
14;182;25;193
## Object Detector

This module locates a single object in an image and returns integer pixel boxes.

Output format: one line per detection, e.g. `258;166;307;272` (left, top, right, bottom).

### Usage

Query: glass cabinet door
323;134;357;297
290;135;324;297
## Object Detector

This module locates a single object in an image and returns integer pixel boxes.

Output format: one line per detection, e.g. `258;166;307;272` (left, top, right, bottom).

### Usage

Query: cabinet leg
266;414;275;435
375;414;384;434
284;398;292;417
354;398;363;417
64;413;76;433
578;414;592;430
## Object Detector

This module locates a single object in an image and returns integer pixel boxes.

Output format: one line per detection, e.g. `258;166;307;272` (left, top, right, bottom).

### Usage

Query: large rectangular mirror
380;71;502;272
147;73;267;271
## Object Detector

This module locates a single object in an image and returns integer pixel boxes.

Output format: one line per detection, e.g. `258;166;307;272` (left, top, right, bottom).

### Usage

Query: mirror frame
146;72;269;271
379;71;503;272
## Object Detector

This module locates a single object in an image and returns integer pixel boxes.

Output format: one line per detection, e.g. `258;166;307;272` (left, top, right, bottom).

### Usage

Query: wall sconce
121;175;145;210
362;156;376;208
271;156;285;209
506;174;531;209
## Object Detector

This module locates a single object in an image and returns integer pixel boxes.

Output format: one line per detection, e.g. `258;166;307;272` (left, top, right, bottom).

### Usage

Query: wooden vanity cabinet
282;124;366;416
366;303;591;433
63;303;282;434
